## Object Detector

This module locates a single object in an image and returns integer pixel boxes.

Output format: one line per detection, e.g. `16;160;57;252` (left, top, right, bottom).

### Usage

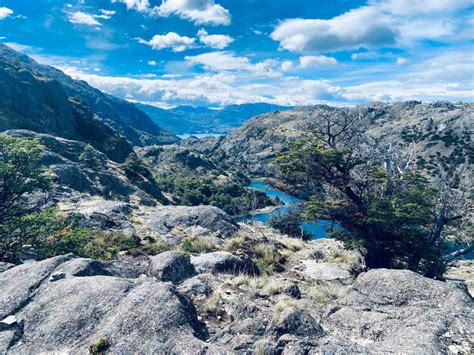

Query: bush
269;209;311;240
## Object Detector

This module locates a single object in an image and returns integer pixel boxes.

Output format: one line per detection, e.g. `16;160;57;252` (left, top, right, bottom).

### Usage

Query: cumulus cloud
0;7;13;20
271;6;396;52
111;0;150;12
148;60;157;66
68;11;102;26
299;55;337;68
271;0;472;53
197;29;233;49
281;61;294;71
156;0;231;25
184;51;284;78
139;32;196;52
58;66;347;107
112;0;231;25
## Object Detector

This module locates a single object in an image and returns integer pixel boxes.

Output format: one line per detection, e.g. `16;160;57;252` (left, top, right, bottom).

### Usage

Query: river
241;181;335;239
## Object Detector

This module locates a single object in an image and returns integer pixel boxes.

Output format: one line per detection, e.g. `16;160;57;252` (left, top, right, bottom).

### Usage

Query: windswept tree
275;113;473;278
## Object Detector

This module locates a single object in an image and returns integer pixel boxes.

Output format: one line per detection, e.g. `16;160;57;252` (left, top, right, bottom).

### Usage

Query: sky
0;0;473;108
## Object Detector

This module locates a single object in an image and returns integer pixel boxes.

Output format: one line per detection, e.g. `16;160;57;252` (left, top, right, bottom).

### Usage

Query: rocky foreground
1;223;472;354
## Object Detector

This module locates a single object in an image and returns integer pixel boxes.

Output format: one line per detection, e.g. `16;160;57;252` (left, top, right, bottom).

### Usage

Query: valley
0;43;472;354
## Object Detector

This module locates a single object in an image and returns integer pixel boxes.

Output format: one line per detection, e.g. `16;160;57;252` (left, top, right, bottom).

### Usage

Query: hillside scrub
157;174;275;216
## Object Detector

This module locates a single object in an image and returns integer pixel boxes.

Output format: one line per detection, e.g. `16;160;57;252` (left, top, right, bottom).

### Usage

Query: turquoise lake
245;181;474;259
242;181;335;239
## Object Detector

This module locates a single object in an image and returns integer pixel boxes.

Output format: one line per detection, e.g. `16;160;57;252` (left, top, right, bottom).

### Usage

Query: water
245;182;474;260
242;181;334;239
178;133;224;139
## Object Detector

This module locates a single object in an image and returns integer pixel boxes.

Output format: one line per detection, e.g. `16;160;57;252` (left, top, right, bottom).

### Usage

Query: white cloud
281;60;294;71
68;11;102;26
139;32;196;52
185;51;251;71
369;0;472;16
299;55;337;68
58;66;347;107
184;51;284;78
0;7;13;20
271;6;396;52
94;9;116;19
148;60;157;66
396;57;407;65
111;0;150;12
156;0;230;26
197;29;233;49
271;0;472;53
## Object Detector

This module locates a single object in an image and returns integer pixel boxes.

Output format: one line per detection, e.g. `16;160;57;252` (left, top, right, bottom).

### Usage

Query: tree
269;209;310;240
79;144;103;170
274;114;473;278
0;136;52;261
0;136;51;225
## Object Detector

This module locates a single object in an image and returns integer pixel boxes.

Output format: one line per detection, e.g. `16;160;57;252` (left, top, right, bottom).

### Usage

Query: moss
89;336;110;355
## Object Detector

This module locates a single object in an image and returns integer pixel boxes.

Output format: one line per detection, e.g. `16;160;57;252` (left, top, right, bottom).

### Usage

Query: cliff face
0;44;179;150
197;102;473;180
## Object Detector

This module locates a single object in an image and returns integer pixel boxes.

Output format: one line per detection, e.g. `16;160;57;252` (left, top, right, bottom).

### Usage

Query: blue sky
0;0;473;107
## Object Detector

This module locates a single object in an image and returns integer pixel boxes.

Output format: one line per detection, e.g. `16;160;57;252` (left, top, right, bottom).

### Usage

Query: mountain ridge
0;43;179;148
137;102;292;134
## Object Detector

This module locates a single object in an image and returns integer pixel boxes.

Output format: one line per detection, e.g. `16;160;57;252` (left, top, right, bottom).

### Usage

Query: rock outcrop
0;227;472;354
323;268;474;353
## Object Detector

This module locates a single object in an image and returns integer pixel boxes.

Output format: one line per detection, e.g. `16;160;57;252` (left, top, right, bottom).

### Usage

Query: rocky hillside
1;223;472;353
198;102;473;179
137;102;291;134
0;44;178;150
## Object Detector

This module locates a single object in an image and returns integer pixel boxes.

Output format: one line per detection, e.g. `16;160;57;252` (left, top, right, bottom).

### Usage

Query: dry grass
278;237;305;252
305;284;347;305
179;236;216;254
224;235;249;252
252;244;286;274
275;297;302;312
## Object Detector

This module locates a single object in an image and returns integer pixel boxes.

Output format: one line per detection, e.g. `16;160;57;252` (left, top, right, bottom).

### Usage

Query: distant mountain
187;101;474;182
0;43;178;149
136;102;292;134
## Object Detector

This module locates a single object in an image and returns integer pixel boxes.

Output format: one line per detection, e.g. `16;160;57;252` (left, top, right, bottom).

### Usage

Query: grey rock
275;334;369;354
299;261;352;282
0;257;211;354
323;269;474;353
280;282;301;299
149;251;196;284
147;206;238;242
0;316;18;330
191;251;259;276
0;254;73;319
0;262;14;273
177;273;218;298
49;271;65;281
269;309;324;337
